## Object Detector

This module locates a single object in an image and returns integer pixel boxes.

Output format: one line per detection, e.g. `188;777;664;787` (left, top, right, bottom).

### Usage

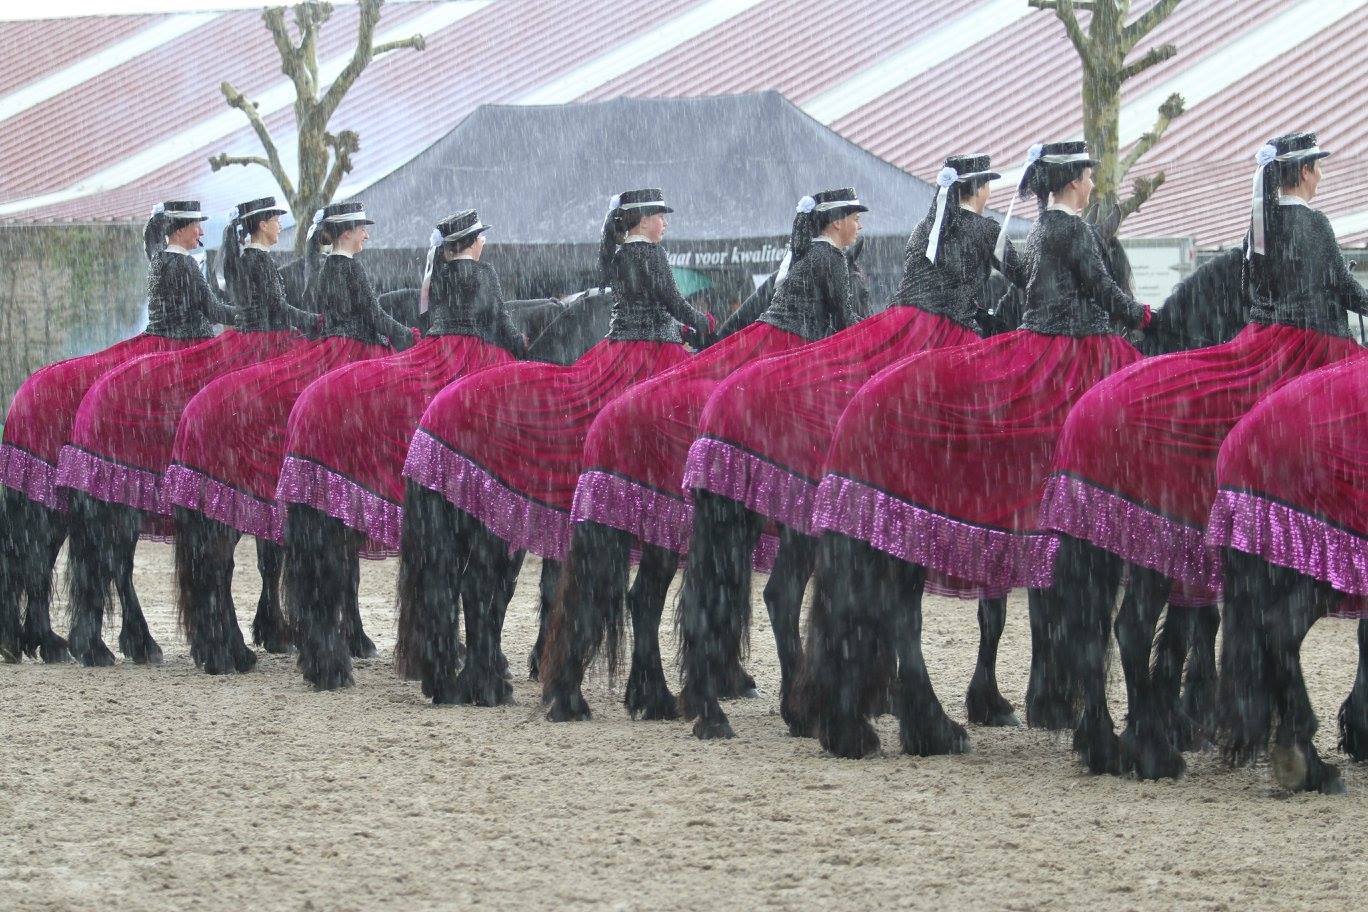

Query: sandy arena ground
3;539;1367;911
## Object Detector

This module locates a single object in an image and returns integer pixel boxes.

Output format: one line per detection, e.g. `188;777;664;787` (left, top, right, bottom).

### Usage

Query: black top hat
438;209;491;243
1034;140;1099;169
1266;131;1331;163
799;187;868;216
318;201;374;226
157;200;208;222
233;196;288;221
611;188;673;215
943;154;1000;182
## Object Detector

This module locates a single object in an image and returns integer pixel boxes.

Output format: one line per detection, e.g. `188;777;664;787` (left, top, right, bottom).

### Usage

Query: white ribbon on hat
419;227;443;315
925;166;960;264
796;195;816;214
994;143;1044;264
306;207;325;243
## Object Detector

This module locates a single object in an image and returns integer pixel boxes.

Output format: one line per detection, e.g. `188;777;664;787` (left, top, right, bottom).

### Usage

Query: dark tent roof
305;91;1021;249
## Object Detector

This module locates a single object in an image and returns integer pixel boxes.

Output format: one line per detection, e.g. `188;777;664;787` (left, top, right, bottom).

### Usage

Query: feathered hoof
347;631;379;660
625;673;679;721
544;687;593;723
1272;742;1345;795
300;641;354;691
1120;720;1186;781
782;693;817;739
692;713;736;741
251;609;292;654
1026;690;1076;732
0;641;18;664
73;638;118;668
1338;696;1368;762
902;714;971;757
202;645;244;676
526;648;540;682
36;632;71;664
1172;710;1214;753
820;716;879;759
966;680;1019;727
1073;709;1125;776
119;628;163;666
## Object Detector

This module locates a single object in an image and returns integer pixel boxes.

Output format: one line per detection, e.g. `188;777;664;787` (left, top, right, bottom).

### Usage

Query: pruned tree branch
209;153;272;171
1123;0;1182;49
1118;92;1185;178
216;80;296;199
1034;0;1097;70
1118;41;1176;82
1118;172;1167;220
319;129;360;204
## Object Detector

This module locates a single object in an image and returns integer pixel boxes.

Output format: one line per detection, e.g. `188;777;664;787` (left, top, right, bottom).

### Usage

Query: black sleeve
476;266;527;357
815;246;854;332
1309;211;1368;315
993;225;1031;290
1071;218;1146;328
188;257;237;326
251;253;315;333
354;260;415;351
649;245;710;339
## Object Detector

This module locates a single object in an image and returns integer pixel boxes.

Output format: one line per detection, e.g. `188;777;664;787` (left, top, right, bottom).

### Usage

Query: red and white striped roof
1;0;1365;246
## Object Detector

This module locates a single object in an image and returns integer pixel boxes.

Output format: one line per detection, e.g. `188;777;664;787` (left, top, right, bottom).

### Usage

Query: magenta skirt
1;333;199;511
163;337;389;541
403;338;691;559
276;334;515;557
1039;323;1364;605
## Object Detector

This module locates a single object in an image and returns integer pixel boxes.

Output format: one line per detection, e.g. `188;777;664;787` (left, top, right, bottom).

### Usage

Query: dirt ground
3;539;1366;912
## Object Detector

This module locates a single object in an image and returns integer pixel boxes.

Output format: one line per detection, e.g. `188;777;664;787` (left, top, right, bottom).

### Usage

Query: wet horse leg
1337;620;1368;761
1061;536;1126;774
115;528;163;666
493;549;525;681
340;533;377;659
1115;565;1184;779
764;528;817;736
1266;576;1341;793
1178;605;1221;749
624;544;679;720
20;503;71;663
451;521;515;707
252;538;291;653
528;558;561;681
965;596;1018;727
895;561;969;756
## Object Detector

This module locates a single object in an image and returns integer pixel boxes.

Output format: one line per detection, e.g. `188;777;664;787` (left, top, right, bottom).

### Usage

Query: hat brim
827;203;869;216
329;217;375;227
957;170;1000;182
635;204;672;215
444;224;491;242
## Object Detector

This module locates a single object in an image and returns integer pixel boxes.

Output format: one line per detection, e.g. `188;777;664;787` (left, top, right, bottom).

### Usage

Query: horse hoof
307;668;354;692
233;645;258;674
256;634;292;655
1026;694;1076;731
348;634;379;660
1074;717;1125;776
821;717;879;759
121;636;164;667
38;633;72;665
544;690;592;723
76;640;118;668
692;716;736;740
902;715;971;757
782;701;817;739
625;680;679;721
526;650;540;682
719;669;757;701
966;686;1018;727
1121;727;1185;781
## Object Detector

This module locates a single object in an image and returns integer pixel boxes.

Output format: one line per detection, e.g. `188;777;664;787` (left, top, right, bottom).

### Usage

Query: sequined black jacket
606;240;709;343
1019;210;1146;336
758;240;857;341
1245;204;1368;338
427;258;526;357
893;207;1028;333
144;250;237;339
315;254;415;351
232;248;318;333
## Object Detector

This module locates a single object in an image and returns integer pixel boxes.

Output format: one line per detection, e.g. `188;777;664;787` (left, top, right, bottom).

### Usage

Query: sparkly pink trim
813;474;1057;592
0;443;67;511
1207;488;1368;601
571;468;777;570
162;463;283;542
403;429;570;560
55;445;170;517
682;436;820;534
276;456;400;558
1038;472;1221;599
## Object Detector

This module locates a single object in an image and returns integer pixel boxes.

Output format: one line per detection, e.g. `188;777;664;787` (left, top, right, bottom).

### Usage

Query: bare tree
1029;0;1186;240
209;0;426;253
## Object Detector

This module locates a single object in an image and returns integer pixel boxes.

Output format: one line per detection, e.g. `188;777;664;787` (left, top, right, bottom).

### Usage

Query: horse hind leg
113;514;163;665
528;558;561;681
1177;604;1221;750
14;498;70;663
340;534;378;660
452;521;516;707
283;505;352;689
64;493;121;667
1267;576;1341;794
894;561;969;757
625;544;679;721
1060;536;1125;775
1025;585;1075;731
1114;565;1184;780
493;549;525;682
252;537;291;653
1337;620;1368;762
965;596;1019;727
764;529;817;736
